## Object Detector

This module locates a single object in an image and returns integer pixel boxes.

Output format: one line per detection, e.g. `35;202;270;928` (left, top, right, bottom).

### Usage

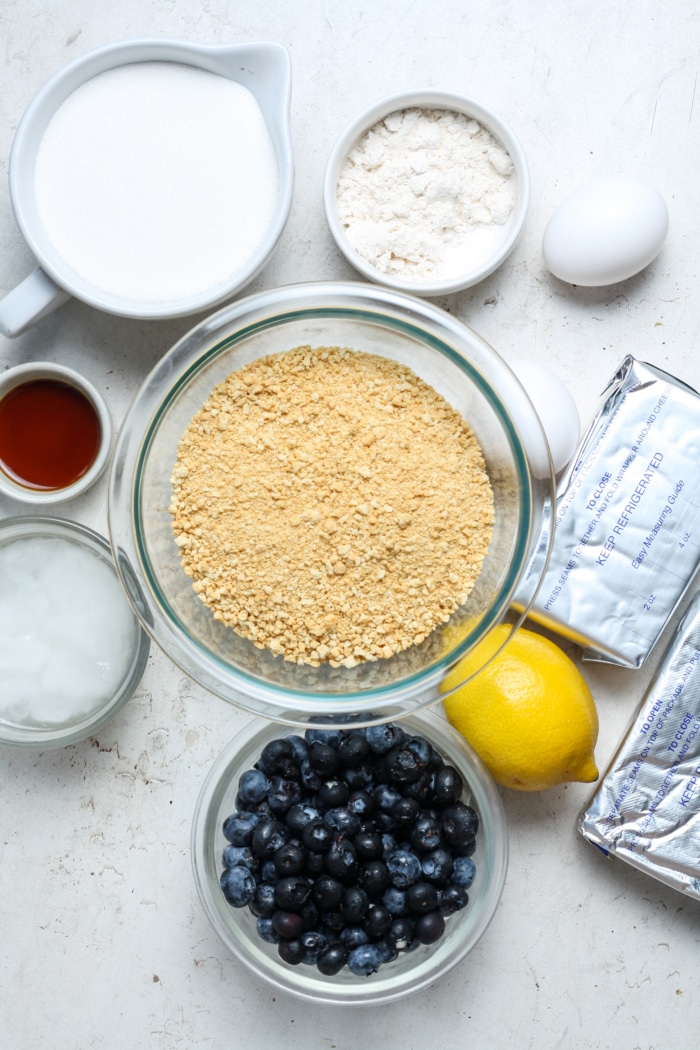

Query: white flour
34;62;279;304
336;107;516;282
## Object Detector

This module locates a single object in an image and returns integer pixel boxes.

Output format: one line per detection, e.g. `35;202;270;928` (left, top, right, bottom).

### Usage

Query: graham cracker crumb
169;346;494;666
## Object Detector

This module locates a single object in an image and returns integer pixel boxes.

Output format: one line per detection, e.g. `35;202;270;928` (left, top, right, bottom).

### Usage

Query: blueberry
421;848;454;886
317;943;348;976
277;937;304;965
305;851;326;877
299;759;323;792
428;747;445;772
439;884;469;915
450;856;476;889
261;859;279;884
271;910;304;939
432;765;464;806
341;885;369;924
219;865;256;908
274;875;312;911
250;882;277;918
251;818;288;859
237;768;270;805
286;735;309;766
383;887;408;917
323;807;361;838
338;732;371;767
339;925;369;950
347;790;374;820
409;816;442;853
273;841;306;876
318;778;349;808
387;917;415;952
300;930;327;964
325;836;358;881
358;860;389;899
375;938;399;964
285;803;320;834
354;831;383;861
406;736;432;769
365;723;406;754
384;744;424;783
305;727;343;748
343;764;374;790
260;737;294;773
347;943;384;977
406;881;439;914
363;904;392;938
372;783;402;811
312;874;344;911
222;844;259;873
372;814;397;840
392;797;421;827
302;818;332;853
385;849;422;888
401;771;435;806
256;917;280;944
222;811;260;846
301;901;320;932
247;798;274;819
267;775;303;815
414;910;445;945
322;910;346;933
380;833;399;858
308;742;340;777
441;803;479;848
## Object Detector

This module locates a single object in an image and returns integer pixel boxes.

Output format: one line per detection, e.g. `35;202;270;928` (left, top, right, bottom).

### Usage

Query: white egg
510;361;580;476
542;176;668;286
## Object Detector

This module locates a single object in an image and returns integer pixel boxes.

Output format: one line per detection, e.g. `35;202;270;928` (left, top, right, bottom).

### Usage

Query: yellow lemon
441;624;599;792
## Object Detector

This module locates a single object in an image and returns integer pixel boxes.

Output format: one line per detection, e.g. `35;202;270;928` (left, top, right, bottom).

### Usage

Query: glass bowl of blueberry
191;708;507;1005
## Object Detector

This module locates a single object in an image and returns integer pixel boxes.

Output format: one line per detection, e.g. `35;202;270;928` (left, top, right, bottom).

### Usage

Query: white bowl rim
0;361;112;503
324;89;530;296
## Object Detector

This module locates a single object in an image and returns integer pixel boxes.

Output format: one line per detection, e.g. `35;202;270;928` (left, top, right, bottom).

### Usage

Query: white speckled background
1;2;699;1047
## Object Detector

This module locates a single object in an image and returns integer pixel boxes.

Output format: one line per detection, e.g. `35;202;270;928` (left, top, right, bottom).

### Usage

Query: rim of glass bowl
0;515;150;749
108;281;554;725
190;708;509;1006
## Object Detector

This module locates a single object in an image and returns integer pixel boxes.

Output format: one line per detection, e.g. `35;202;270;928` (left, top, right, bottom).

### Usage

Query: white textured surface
1;2;699;1047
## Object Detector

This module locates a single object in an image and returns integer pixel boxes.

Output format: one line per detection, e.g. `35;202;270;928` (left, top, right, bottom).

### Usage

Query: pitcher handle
0;267;71;338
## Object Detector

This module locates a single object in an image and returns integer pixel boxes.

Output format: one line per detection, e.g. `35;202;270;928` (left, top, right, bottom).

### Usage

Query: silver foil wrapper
578;591;700;899
514;355;700;667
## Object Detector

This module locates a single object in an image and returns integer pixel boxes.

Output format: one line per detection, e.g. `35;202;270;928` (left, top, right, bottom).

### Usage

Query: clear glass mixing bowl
108;282;553;726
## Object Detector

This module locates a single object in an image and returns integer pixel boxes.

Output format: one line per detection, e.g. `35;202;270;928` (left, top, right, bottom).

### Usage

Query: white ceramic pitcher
0;38;294;338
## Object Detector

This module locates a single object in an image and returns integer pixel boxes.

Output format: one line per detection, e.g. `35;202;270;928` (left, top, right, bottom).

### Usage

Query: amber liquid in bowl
0;378;101;490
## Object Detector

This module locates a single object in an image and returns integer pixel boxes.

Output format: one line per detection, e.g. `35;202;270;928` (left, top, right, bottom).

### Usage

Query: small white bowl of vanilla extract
0;361;111;502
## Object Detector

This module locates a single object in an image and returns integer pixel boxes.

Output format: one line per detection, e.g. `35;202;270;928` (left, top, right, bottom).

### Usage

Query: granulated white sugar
34;62;279;303
0;536;138;727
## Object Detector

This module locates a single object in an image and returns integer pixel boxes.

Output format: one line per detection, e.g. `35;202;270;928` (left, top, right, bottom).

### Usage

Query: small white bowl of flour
324;91;529;296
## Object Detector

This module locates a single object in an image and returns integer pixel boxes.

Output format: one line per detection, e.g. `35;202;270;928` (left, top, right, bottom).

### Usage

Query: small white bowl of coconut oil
0;516;149;748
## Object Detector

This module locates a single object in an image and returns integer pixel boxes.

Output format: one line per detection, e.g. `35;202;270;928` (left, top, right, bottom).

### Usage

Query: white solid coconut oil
0;535;138;727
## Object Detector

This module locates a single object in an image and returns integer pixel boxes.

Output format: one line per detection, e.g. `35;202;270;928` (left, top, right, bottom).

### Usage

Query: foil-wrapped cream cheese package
578;591;700;899
515;355;700;667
